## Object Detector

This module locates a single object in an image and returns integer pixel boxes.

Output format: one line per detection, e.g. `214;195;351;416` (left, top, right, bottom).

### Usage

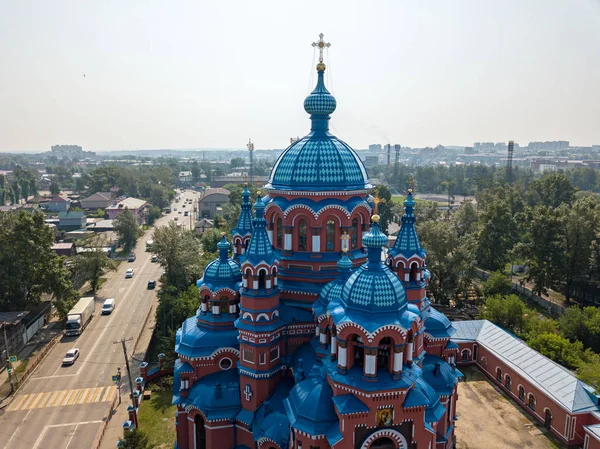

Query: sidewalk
0;317;63;407
97;298;158;449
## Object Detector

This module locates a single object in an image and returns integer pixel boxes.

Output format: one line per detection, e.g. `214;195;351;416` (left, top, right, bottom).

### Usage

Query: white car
62;348;80;366
125;268;134;278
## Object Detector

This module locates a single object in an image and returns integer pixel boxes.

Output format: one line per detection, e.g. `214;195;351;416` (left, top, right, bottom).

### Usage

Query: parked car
184;211;189;217
62;348;80;366
147;280;156;289
125;268;134;278
151;255;158;263
102;298;115;315
128;253;136;262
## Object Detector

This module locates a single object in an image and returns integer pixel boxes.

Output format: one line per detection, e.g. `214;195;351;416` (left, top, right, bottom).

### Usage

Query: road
0;190;198;449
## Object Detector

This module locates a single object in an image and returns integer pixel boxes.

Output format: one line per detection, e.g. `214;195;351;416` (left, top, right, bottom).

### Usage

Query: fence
474;268;565;316
21;304;51;346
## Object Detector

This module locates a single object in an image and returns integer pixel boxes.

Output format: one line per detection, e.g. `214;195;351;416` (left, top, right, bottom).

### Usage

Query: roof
106;197;146;210
51;242;74;250
49;195;69;203
243;198;275;266
0;311;29;325
232;185;253;238
266;67;371;192
58;211;85;219
389;191;426;259
198;188;230;202
452;320;600;413
584;424;600;441
82;192;112;202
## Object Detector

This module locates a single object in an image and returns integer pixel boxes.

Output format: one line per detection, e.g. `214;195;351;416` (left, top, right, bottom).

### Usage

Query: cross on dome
312;33;331;63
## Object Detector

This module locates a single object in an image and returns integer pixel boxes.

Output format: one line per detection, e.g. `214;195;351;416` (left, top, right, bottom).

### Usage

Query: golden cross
408;176;414;191
372;191;386;216
312;33;331;63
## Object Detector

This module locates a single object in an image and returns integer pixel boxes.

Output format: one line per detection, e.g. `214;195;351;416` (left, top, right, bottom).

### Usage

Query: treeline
0;165;39;205
407;172;600;305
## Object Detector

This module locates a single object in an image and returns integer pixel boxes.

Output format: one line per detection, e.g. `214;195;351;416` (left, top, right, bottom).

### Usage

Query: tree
118;429;151;449
476;201;516;271
73;235;117;291
577;352;600;393
152;222;203;290
191;160;201;183
201;229;223;253
0;210;75;311
371;185;393;234
419;220;476;305
481;294;525;333
146;206;162;225
113;209;141;253
528;172;576;209
0;174;6;206
483;271;512;297
49;180;60;195
559;306;587;343
527;332;584;369
230;157;245;169
452;201;478;237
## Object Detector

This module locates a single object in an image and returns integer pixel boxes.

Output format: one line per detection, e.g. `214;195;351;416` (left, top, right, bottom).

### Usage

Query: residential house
197;188;230;218
44;195;70;212
81;192;113;210
51;242;76;257
58;211;86;231
106;197;147;224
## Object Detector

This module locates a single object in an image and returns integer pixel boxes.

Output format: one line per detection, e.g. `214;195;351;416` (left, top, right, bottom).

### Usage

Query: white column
338;346;347;367
407;342;414;363
404;273;409;282
267;229;273;244
229;304;236;314
273;275;277;286
243;277;248;288
315;326;320;337
284;233;292;251
241;247;245;254
312;235;320;252
365;354;376;375
212;305;219;315
201;302;207;313
393;351;403;372
253;280;258;289
266;279;272;289
330;336;337;357
320;332;327;345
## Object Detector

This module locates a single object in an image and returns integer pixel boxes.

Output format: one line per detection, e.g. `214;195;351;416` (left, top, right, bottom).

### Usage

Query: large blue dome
197;236;242;290
266;65;370;192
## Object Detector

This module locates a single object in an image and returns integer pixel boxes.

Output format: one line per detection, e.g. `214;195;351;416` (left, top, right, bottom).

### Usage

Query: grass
390;195;441;206
138;383;176;449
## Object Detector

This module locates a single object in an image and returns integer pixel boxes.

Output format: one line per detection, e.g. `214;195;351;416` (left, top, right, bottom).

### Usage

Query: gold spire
372;214;381;223
372;191;386;216
312;33;330;72
221;232;226;237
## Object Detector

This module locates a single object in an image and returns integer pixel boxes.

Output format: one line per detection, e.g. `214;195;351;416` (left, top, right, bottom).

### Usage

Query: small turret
232;183;254;259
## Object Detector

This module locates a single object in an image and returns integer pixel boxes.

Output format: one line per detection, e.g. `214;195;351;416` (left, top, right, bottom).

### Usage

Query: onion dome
244;194;276;266
284;375;338;435
340;216;407;313
313;251;354;317
232;184;253;237
389;190;426;258
424;308;456;339
196;235;242;290
266;63;371;192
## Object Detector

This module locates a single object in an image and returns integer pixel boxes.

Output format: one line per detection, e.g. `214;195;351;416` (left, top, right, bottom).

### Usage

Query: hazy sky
1;0;599;152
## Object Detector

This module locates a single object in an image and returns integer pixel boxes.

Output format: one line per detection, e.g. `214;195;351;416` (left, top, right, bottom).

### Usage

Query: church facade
172;36;461;449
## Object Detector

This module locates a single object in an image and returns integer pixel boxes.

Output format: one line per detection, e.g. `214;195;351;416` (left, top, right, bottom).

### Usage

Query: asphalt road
0;190;197;449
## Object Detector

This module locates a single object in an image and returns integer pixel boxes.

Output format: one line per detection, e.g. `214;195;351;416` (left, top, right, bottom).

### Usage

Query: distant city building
43;194;71;212
81;192;113;210
50;144;96;159
106;197;147;223
197;188;230;219
368;143;382;152
179;171;193;186
527;141;569;151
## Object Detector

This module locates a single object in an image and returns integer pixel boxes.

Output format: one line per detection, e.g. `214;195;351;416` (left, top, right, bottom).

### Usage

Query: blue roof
424;308;456;339
452;320;600;413
175;317;239;358
266;68;371;192
421;354;459;396
389;191;426;259
332;394;369;415
244;197;275;266
252;380;293;449
198;237;242;290
233;184;253;238
184;370;240;420
284;375;339;435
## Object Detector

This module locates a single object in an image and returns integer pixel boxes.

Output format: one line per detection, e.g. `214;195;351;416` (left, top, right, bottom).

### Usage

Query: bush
483;271;512;297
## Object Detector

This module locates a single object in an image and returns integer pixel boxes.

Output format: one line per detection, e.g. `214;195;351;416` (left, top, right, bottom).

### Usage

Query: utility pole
2;325;15;393
113;337;135;420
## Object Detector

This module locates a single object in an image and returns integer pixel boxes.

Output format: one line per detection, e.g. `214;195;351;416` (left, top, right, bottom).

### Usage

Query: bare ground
455;367;562;449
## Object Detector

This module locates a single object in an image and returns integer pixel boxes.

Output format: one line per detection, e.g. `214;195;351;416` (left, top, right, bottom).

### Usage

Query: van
102;298;115;315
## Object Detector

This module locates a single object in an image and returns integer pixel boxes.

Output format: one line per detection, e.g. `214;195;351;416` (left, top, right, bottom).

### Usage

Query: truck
65;297;95;336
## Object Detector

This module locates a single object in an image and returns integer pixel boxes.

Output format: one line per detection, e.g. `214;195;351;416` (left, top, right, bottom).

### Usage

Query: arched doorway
544;409;552;429
195;413;206;449
370;437;396;449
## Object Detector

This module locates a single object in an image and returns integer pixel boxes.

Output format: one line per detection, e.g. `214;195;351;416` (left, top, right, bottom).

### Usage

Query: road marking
2;409;32;449
31;421;103;449
6;386;116;412
64;423;79;449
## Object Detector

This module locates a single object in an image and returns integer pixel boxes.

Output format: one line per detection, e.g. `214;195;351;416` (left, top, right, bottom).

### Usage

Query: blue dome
267;66;370;192
199;258;242;287
342;266;406;312
287;376;337;423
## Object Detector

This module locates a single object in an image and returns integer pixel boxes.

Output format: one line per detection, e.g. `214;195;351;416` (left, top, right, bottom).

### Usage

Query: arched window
528;394;536;411
505;374;512;390
220;297;229;314
544;409;552;429
351;218;359;249
410;262;418;282
195;414;206;449
496;367;502;382
245;239;250;250
377;337;392;372
298;219;307;251
348;334;364;370
326;220;336;251
461;349;470;362
276;217;282;248
518;386;525;402
258;269;266;289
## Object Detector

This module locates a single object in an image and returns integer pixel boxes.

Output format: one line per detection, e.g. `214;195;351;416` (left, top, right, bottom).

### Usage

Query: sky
1;0;599;152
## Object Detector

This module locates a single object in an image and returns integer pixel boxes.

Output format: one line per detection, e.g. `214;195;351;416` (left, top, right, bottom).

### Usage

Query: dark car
147;280;156;289
128;253;136;262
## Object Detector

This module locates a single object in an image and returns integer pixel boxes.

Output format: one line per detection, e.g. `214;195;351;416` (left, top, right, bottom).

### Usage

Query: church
172;35;461;449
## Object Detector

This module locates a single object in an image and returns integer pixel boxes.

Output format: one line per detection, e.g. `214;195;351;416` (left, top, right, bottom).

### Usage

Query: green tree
527;172;576;208
372;185;393;234
191;160;200;183
49;180;60;195
481;294;525;333
146;206;162;225
527;332;584;369
118;429;151;449
483;271;512;297
452;201;478;237
577;352;600;393
476;201;516;271
0;210;75;310
0;173;6;206
73;235;117;291
558;306;587;343
419;220;476;305
153;222;203;290
230;157;245;169
113;209;141;253
201;229;223;253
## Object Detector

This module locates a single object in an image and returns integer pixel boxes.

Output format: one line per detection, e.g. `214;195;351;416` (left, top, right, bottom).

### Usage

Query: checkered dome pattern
342;265;406;311
269;136;368;190
304;94;337;115
203;259;242;284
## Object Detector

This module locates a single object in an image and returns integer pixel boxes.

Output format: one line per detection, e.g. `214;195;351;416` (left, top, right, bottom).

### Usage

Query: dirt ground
455;367;562;449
